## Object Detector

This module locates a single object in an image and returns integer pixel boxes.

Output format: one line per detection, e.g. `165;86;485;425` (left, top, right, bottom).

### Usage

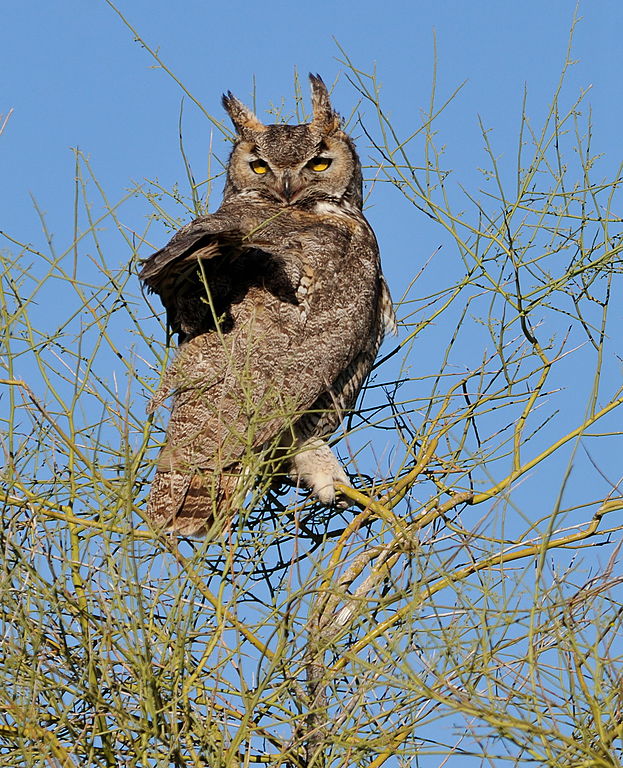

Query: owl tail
146;468;241;537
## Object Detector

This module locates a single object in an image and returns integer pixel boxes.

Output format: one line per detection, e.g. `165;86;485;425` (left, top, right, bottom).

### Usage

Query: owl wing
139;211;243;284
140;210;245;340
140;207;307;342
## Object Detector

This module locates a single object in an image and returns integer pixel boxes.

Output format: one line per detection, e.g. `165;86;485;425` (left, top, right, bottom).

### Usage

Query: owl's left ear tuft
222;91;266;135
309;74;341;134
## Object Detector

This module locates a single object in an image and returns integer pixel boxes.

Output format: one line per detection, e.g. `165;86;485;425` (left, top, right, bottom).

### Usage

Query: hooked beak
279;172;297;203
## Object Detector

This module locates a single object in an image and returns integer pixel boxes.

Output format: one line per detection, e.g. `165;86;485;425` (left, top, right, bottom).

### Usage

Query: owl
140;74;395;536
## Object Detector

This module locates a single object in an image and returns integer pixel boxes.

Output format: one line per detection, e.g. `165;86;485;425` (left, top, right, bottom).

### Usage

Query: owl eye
250;159;269;175
308;157;332;172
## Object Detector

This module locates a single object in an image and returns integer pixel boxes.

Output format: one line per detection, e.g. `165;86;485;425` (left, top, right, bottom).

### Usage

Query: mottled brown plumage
141;75;395;535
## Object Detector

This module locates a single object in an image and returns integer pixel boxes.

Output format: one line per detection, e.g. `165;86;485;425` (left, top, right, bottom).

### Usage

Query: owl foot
290;438;350;508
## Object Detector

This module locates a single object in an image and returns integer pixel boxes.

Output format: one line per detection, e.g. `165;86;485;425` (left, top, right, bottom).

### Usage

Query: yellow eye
250;159;269;175
308;157;332;172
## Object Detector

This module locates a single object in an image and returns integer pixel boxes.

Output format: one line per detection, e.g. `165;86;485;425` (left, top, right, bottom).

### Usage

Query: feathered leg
288;437;349;507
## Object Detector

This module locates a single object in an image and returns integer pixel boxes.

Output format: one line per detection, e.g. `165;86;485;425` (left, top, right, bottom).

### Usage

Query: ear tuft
309;74;340;134
222;91;266;135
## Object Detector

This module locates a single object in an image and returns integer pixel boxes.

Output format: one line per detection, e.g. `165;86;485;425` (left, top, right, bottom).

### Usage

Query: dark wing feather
140;207;307;342
140;211;246;341
139;211;242;287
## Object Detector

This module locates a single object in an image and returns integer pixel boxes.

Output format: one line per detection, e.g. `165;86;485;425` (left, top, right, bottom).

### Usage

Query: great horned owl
140;74;395;536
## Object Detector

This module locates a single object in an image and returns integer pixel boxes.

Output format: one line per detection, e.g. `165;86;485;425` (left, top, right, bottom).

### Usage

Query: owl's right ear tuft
309;74;340;134
222;91;266;135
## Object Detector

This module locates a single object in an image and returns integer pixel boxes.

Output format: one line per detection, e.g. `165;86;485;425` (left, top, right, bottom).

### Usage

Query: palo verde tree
1;14;622;768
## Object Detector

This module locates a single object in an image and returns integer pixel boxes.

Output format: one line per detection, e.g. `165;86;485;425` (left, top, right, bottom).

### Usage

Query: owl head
221;74;363;210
